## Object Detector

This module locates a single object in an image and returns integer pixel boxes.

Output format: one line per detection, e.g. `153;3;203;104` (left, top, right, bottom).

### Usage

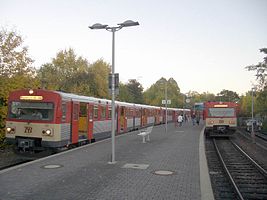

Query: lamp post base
108;161;117;165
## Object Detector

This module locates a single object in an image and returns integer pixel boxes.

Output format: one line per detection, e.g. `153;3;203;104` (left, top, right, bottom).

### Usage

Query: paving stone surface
0;122;205;200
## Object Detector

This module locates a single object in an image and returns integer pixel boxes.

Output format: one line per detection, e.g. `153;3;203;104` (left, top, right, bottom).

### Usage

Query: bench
138;126;153;143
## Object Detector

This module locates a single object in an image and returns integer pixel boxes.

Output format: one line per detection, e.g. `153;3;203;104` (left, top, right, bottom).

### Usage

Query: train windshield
8;101;54;121
208;108;235;117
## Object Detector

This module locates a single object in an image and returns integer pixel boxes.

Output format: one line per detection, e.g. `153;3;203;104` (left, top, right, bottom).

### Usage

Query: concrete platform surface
0;122;213;200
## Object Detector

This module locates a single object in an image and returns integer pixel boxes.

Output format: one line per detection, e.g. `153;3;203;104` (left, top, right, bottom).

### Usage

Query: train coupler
17;138;35;152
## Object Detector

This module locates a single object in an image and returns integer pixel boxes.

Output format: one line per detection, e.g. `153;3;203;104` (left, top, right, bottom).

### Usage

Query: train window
142;109;146;115
79;103;87;117
8;101;54;121
121;107;125;116
126;108;129;117
62;103;67;122
108;107;112;119
93;105;98;119
101;106;106;119
136;109;141;117
89;105;93;120
208;108;235;117
73;104;79;120
129;108;134;117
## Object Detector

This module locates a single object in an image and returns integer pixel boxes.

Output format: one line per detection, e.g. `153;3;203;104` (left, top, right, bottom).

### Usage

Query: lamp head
89;23;108;29
118;20;139;27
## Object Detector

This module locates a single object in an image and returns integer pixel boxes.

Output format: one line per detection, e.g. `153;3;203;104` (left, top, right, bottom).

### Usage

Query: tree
88;59;110;98
166;78;181;107
120;79;144;104
0;28;37;144
185;91;201;109
38;50;111;98
216;89;240;102
239;88;267;117
0;28;34;77
182;91;216;109
118;83;132;102
244;48;267;121
246;48;267;89
144;77;181;108
255;86;267;117
37;48;89;92
239;93;252;117
198;92;216;102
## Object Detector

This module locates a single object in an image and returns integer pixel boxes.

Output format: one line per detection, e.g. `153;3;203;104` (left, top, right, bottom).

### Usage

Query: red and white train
204;101;238;137
5;89;190;152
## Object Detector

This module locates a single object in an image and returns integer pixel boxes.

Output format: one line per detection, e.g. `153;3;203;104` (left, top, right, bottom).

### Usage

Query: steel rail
213;139;244;200
230;139;267;178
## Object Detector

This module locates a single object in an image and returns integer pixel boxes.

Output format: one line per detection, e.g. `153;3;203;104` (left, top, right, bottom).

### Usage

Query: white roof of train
55;90;188;111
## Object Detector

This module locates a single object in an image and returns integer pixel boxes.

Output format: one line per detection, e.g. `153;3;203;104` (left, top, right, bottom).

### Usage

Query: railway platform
0;122;214;200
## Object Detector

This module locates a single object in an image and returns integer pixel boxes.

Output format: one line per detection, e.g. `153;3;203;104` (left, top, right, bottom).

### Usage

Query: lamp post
165;82;167;133
159;80;168;133
251;87;256;144
183;94;190;122
89;20;139;164
183;94;186;118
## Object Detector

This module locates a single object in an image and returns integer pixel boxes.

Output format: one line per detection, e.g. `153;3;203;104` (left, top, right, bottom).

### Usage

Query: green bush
0;128;6;148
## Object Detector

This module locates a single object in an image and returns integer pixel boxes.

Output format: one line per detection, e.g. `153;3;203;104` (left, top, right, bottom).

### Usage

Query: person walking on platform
192;113;196;126
184;115;188;123
177;114;183;127
196;114;200;125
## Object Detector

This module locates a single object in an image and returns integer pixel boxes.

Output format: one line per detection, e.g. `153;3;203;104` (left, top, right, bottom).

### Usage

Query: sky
1;0;267;95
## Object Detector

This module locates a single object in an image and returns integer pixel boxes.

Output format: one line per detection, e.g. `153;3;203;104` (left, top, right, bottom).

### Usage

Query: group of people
177;113;200;127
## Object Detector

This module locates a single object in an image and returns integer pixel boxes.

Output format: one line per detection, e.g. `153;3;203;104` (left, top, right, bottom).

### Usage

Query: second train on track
204;101;239;137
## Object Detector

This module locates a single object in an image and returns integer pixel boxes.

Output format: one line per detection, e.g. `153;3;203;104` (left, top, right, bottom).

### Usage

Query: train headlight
46;129;51;135
229;120;235;124
42;129;53;136
208;120;214;125
29;89;34;94
6;127;15;134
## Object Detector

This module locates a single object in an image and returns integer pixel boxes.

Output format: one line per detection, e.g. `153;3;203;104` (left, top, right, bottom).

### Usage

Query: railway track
205;138;239;199
211;138;267;200
0;159;33;171
0;148;53;171
0;155;34;171
237;128;267;150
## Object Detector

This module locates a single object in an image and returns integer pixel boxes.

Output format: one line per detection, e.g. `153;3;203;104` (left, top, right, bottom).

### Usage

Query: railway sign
162;100;171;105
108;73;119;96
108;73;119;89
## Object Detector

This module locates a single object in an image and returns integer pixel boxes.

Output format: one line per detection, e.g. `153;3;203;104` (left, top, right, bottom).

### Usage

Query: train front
204;102;237;137
5;89;64;152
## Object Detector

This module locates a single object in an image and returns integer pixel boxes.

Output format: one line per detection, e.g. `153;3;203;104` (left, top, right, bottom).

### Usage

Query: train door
175;111;178;127
78;102;88;141
119;106;126;133
116;105;119;134
163;109;166;124
124;107;127;132
136;108;140;129
155;109;159;125
87;104;94;142
172;111;176;122
141;108;147;127
71;102;79;144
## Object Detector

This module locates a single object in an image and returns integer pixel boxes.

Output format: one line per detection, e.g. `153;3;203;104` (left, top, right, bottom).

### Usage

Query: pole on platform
89;20;139;164
251;87;256;144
